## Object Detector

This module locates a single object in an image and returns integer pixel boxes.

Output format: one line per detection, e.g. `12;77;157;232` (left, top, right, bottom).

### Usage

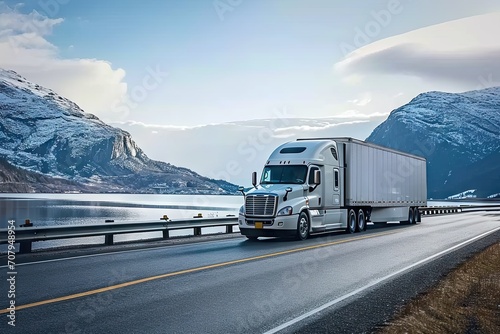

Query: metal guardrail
1;205;499;254
420;206;462;215
0;217;239;253
419;205;500;215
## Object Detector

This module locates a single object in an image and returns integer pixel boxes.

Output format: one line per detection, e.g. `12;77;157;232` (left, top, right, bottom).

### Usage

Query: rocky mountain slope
0;69;236;194
0;157;104;193
367;87;500;199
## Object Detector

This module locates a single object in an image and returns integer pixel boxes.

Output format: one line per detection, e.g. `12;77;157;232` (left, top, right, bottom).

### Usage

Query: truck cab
238;140;342;240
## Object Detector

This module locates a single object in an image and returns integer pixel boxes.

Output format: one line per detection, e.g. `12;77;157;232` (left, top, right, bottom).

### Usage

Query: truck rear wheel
347;209;356;233
356;209;366;232
412;207;419;224
296;212;310;240
411;208;420;224
400;207;413;225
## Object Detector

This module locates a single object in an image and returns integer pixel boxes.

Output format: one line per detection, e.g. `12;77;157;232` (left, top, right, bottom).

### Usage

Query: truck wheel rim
358;213;364;230
299;217;308;237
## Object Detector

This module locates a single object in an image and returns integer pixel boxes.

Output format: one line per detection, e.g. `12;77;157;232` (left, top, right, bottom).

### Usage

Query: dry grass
378;242;500;334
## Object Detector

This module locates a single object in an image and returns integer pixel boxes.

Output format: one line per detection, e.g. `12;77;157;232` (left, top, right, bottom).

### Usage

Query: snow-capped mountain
367;87;500;199
0;69;236;193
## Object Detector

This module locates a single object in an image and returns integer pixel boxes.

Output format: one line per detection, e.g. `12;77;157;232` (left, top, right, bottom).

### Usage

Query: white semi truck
238;138;427;240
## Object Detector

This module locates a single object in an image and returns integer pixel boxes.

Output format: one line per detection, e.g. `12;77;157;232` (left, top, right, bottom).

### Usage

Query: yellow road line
1;230;397;314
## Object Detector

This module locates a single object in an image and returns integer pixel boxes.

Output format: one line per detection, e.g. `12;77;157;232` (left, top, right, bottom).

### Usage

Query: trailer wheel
400;207;413;225
412;207;420;224
356;209;366;232
347;209;356;233
296;212;310;240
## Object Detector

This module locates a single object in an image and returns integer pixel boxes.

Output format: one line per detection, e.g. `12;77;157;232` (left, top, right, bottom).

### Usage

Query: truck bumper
238;213;298;238
239;228;297;238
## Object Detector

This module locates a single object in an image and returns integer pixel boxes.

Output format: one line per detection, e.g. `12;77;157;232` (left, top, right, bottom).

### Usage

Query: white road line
264;226;500;334
0;237;242;268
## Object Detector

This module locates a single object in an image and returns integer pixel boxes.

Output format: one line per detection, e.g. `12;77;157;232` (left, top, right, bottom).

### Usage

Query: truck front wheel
296;212;310;240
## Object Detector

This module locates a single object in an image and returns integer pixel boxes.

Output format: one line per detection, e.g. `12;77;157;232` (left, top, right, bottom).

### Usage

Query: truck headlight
277;206;293;216
239;205;245;215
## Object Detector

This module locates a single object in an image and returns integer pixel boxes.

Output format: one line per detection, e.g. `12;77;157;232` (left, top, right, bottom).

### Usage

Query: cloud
113;117;386;185
0;4;127;120
347;93;372;106
0;3;63;35
273;120;369;138
335;12;500;89
333;110;389;119
113;120;209;131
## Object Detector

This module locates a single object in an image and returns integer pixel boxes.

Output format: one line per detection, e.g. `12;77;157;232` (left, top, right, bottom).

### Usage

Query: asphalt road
0;211;499;333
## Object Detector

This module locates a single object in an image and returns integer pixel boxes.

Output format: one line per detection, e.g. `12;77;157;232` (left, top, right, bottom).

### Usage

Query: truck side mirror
252;172;258;188
238;186;245;196
313;170;321;185
284;187;292;201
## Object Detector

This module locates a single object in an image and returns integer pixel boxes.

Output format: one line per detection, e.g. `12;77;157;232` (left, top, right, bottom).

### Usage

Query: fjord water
0;193;242;250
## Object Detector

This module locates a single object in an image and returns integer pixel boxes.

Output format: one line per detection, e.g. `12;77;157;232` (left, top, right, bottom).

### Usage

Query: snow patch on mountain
367;86;500;199
447;189;477;200
0;69;236;193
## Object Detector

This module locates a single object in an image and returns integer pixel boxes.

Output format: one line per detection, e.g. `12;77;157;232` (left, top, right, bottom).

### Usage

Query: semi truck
238;138;427;240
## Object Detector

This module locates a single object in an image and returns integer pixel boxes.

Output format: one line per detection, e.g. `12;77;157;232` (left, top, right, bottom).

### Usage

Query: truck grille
245;195;277;217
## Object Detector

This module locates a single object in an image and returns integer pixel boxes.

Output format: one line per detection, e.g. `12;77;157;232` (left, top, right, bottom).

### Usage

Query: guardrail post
105;234;114;246
194;227;202;236
226;225;233;233
162;230;169;239
19;241;32;253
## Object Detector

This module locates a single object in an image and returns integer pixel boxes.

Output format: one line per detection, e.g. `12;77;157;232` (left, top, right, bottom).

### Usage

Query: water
0;193;243;250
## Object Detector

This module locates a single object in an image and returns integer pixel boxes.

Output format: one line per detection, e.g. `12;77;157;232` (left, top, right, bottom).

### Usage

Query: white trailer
238;137;427;240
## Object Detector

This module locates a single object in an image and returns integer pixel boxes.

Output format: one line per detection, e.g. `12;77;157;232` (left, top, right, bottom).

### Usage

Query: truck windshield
260;165;308;184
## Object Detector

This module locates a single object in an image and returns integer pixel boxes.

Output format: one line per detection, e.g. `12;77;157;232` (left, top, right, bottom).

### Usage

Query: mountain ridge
367;86;500;199
0;69;236;194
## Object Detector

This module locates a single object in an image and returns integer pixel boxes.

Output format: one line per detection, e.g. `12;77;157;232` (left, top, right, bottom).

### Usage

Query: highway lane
0;229;399;307
0;211;499;333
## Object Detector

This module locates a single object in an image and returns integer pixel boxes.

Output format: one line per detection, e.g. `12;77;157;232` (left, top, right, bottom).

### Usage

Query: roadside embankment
378;240;500;333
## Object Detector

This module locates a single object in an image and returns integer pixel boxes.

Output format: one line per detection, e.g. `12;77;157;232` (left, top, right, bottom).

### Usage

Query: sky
1;0;500;184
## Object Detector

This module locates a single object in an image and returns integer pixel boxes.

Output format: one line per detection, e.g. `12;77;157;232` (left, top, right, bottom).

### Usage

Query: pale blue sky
1;0;500;127
2;0;500;181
